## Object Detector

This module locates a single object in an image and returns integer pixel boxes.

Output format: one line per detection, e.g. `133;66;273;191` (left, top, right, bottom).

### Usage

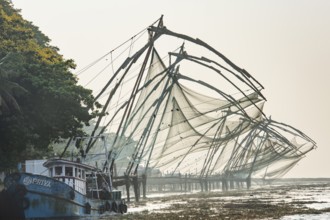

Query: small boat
1;157;127;219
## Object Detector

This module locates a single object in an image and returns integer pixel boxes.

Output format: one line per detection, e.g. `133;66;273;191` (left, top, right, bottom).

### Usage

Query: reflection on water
128;202;171;213
281;213;330;220
279;182;330;219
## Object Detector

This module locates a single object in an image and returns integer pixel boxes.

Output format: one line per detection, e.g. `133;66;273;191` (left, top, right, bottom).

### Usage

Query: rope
75;17;162;76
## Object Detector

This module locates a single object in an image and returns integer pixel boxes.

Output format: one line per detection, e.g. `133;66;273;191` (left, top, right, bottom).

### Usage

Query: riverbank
111;181;330;219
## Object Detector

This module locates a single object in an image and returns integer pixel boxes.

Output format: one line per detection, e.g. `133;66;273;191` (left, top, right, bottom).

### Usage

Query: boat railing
54;176;86;194
71;180;86;194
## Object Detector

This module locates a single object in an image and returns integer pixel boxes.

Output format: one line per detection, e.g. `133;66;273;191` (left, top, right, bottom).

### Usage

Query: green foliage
0;0;101;170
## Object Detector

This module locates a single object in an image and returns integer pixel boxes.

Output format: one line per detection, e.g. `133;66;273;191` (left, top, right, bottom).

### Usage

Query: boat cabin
43;159;96;195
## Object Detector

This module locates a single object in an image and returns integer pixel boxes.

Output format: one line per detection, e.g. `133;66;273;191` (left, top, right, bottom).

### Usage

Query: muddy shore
2;181;330;219
111;182;330;219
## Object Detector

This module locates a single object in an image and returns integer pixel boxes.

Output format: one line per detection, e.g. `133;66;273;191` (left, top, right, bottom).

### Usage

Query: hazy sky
11;0;330;178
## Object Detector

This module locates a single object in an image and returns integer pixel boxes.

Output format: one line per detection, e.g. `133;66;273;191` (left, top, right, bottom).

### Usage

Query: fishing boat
1;150;127;219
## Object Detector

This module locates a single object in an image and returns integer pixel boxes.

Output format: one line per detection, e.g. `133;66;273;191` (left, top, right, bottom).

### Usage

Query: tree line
0;0;101;170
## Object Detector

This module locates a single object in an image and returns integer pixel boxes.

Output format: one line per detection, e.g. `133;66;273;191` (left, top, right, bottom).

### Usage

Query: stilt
133;175;140;202
125;175;130;202
230;180;234;189
142;173;147;198
204;179;208;192
184;174;187;192
246;176;251;189
200;179;204;192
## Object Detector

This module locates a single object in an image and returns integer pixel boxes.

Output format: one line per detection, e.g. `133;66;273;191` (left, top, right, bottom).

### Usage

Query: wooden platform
113;174;252;202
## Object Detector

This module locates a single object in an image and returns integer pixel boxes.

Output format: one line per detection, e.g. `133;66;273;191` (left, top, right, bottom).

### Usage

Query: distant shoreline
255;178;330;184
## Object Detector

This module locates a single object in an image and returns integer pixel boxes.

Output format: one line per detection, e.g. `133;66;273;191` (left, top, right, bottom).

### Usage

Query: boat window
78;169;82;178
65;166;73;176
82;170;85;179
49;167;53;177
55;166;63;176
75;168;78;177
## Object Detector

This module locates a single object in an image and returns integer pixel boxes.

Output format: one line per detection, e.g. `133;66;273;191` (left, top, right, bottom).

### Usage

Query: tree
0;0;101;170
0;53;27;115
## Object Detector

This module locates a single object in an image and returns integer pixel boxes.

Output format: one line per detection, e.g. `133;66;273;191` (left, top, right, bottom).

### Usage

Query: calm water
279;181;330;219
282;213;330;220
